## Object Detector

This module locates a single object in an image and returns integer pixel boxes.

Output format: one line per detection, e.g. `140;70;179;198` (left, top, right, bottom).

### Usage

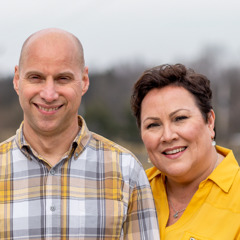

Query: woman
131;64;240;239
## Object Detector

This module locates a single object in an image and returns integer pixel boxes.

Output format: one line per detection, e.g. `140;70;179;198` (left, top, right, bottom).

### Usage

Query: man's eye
28;75;42;82
29;75;40;79
58;76;70;83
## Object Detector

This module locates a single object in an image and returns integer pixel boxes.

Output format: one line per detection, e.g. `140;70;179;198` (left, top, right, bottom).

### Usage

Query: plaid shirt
0;116;159;240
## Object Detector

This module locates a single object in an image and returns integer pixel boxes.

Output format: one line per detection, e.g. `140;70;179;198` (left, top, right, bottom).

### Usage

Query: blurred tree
0;77;22;141
0;49;240;163
84;100;119;138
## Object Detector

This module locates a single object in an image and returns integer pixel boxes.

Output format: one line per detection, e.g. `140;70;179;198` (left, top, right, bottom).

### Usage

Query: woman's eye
146;123;160;129
175;116;188;121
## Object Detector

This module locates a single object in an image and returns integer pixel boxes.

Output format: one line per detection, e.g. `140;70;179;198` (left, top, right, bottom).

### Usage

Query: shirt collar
147;145;239;194
72;115;92;159
147;167;162;182
15;115;92;160
15;122;32;159
207;145;239;193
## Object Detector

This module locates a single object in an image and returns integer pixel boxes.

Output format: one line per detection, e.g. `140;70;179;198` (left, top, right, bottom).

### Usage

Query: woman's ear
208;109;215;139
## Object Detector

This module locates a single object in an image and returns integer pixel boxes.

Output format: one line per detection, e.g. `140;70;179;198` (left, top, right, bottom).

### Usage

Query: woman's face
140;85;215;182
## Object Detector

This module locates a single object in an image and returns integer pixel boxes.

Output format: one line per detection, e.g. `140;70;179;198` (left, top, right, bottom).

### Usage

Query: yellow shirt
146;146;240;240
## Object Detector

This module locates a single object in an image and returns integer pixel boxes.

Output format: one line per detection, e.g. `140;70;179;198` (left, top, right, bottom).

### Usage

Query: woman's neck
165;151;225;226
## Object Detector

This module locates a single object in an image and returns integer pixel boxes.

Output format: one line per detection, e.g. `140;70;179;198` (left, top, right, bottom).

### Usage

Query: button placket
50;205;56;212
50;169;56;175
45;165;61;237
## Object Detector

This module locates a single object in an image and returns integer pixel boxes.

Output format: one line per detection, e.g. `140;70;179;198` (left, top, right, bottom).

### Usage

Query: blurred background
1;0;240;168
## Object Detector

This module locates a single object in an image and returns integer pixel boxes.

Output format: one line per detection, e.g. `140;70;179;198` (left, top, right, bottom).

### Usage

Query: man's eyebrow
22;71;45;78
56;71;74;76
24;71;43;76
23;71;75;78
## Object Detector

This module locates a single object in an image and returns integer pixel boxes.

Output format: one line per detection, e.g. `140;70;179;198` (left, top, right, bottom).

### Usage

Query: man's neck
23;123;80;167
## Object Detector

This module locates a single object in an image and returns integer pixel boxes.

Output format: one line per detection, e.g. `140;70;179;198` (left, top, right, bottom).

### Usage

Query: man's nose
39;79;59;102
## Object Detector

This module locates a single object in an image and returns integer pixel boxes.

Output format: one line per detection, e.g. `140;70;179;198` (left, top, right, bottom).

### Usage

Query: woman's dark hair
131;64;213;128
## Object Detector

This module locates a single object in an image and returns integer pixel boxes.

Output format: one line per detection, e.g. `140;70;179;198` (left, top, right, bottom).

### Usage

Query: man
0;28;159;239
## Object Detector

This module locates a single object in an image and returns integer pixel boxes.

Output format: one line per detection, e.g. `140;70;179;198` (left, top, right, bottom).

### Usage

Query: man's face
13;33;89;137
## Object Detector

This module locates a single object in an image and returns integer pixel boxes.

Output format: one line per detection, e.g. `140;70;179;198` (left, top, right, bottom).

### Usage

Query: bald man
0;29;160;239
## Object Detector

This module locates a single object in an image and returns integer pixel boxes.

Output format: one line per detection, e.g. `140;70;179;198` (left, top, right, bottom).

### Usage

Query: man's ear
81;66;90;96
13;65;20;95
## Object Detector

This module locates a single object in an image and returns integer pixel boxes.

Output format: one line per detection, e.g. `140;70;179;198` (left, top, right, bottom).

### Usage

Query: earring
212;140;216;146
147;157;151;163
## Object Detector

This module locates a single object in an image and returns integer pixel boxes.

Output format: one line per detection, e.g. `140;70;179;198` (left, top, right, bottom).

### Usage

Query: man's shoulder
89;132;152;188
91;132;134;154
145;166;161;181
0;135;16;153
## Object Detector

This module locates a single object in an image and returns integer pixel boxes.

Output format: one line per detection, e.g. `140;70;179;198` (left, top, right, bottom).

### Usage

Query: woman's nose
160;125;178;143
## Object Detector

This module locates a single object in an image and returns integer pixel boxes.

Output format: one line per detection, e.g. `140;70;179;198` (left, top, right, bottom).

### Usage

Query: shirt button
190;238;196;240
50;206;56;212
50;169;56;175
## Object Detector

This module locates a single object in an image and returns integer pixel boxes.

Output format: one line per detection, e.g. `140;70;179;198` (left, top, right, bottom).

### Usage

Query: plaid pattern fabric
0;116;160;239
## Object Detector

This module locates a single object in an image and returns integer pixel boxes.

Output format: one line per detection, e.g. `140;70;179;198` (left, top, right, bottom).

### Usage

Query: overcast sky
0;0;240;76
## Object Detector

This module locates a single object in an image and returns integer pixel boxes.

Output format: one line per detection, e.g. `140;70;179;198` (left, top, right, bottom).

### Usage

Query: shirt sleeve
122;158;160;239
